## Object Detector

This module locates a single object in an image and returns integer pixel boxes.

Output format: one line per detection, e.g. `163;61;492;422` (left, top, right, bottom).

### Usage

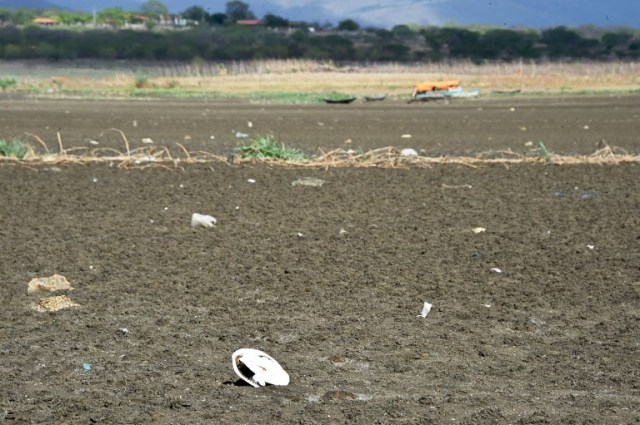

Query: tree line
0;0;638;62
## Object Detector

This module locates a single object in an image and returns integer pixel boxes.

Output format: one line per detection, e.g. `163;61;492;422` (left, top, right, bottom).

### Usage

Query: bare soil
0;95;639;424
1;94;639;156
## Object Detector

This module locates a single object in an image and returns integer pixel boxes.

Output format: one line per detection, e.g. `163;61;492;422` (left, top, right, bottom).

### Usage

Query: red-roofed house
236;19;262;26
32;17;59;26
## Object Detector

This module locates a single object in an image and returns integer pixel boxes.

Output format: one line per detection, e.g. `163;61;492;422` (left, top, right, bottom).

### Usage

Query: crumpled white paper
417;301;432;318
191;213;217;228
400;148;418;157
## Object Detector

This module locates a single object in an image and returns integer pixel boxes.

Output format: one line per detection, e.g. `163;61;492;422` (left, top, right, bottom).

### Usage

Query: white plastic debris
134;155;156;164
27;274;73;294
417;301;432;318
400;148;418;157
141;138;154;144
235;131;249;139
401;134;412;139
247;178;256;184
472;227;487;234
191;213;217;228
490;267;502;273
587;244;595;250
232;348;290;387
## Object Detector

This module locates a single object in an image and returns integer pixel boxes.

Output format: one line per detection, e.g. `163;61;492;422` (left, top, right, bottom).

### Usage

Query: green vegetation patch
0;78;17;92
129;88;224;98
251;92;325;104
322;91;355;101
238;134;306;161
0;139;29;159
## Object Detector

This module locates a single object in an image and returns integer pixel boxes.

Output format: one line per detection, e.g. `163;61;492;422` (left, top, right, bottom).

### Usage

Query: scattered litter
343;138;352;144
417;301;432;318
400;148;418;157
401;134;412;139
191;213;217;228
490;268;502;273
587;244;595;250
441;184;472;189
339;228;347;236
133;155;156;164
579;191;600;200
184;135;191;141
520;126;527;131
132;120;138;127
82;363;92;371
509;107;516;111
472;227;486;234
247;178;256;184
92;177;98;183
210;135;215;139
235;131;249;139
297;232;304;238
524;141;534;147
141;138;154;144
28;274;73;294
484;304;492;308
292;177;325;187
32;295;79;312
118;327;130;335
583;125;590;130
232;348;290;387
89;140;99;146
247;121;253;128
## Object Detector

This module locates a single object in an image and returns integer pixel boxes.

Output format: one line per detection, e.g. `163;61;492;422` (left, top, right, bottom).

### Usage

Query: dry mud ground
1;95;639;424
1;94;639;156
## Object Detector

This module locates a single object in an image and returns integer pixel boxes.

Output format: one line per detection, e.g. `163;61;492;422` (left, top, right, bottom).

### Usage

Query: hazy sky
264;0;640;27
75;0;640;28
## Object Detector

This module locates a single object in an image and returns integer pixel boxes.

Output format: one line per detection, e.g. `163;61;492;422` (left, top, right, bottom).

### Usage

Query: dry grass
5;60;639;96
2;131;638;169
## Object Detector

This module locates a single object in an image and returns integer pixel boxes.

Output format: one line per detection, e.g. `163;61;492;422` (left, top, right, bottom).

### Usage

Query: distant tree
57;11;92;25
602;31;632;50
97;8;129;27
12;8;38;25
182;6;208;24
141;0;169;19
337;19;359;31
263;12;288;28
391;24;413;38
225;1;255;22
480;29;539;60
207;13;227;26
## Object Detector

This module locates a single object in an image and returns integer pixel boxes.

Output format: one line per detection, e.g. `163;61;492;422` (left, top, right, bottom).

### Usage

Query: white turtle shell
232;348;290;387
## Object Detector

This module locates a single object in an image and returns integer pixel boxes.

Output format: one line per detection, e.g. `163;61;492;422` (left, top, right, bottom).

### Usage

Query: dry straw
1;131;638;169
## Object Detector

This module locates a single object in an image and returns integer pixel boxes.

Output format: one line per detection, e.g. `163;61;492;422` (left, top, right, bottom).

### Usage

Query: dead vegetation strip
1;133;638;169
